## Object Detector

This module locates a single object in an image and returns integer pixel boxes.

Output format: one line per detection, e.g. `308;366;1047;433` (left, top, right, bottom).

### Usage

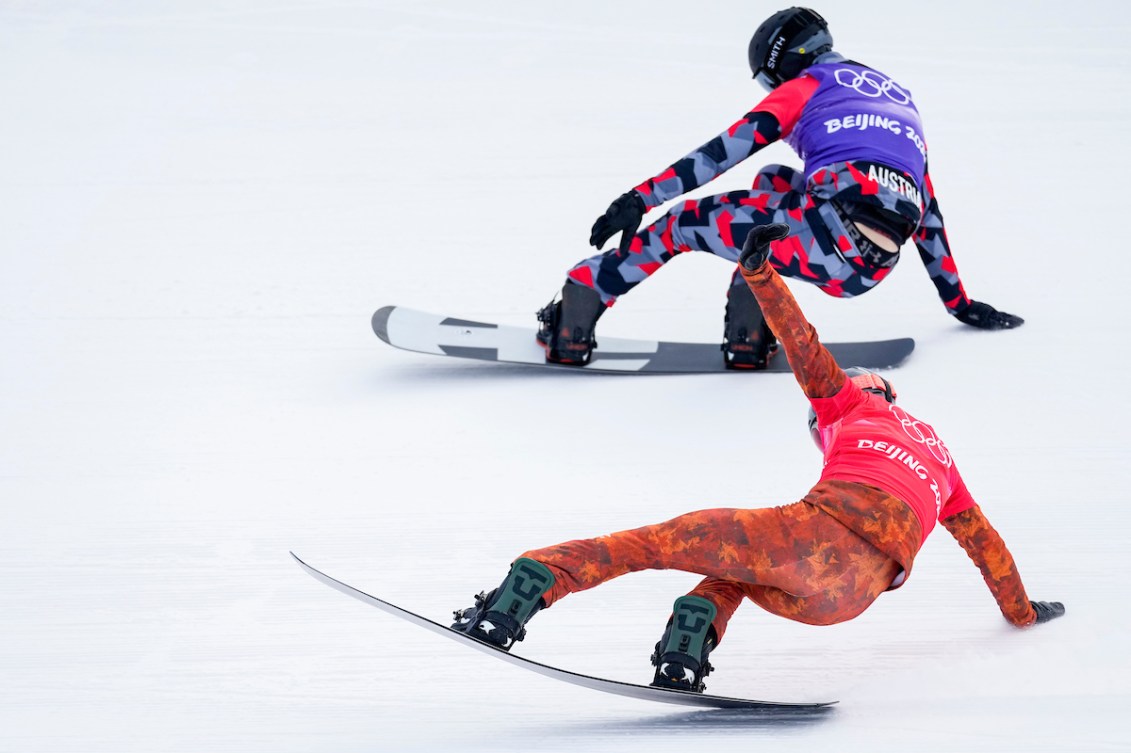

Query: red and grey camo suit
565;72;972;317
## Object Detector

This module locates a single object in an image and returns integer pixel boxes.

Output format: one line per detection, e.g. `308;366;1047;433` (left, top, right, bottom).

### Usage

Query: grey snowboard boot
451;558;555;651
722;279;777;370
536;282;605;365
650;595;718;692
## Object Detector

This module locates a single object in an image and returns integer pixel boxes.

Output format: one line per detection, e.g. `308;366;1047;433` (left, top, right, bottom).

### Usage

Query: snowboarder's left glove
739;223;790;271
1030;600;1065;624
955;300;1025;330
590;191;646;252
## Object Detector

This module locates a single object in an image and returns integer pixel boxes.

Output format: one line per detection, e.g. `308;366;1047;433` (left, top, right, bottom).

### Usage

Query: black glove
739;223;791;271
955;300;1025;330
1030;600;1065;624
589;191;646;252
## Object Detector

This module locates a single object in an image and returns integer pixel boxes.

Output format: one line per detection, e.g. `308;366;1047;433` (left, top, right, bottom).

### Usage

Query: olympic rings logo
833;68;911;104
888;404;952;466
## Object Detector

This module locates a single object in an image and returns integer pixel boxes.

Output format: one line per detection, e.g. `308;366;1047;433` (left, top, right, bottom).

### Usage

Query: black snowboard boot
451;558;554;651
650;595;718;693
721;279;777;370
536;282;605;365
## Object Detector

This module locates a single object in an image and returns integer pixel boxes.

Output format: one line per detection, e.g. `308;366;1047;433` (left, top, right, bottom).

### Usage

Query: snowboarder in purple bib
536;7;1023;368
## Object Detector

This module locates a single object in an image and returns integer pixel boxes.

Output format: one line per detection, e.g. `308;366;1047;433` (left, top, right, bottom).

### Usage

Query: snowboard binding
450;558;553;651
536;282;605;365
650;595;718;693
721;279;777;370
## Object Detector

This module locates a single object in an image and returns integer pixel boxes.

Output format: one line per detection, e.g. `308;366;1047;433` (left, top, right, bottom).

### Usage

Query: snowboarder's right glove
1030;600;1065;624
590;191;646;252
739;223;791;271
955;300;1025;330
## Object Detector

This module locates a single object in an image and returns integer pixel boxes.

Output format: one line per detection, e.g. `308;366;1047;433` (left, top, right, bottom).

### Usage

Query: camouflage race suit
522;485;909;636
566;66;972;315
517;259;1036;642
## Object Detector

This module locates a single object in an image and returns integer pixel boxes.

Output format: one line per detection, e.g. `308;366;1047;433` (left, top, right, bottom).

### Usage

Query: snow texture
1;2;1128;751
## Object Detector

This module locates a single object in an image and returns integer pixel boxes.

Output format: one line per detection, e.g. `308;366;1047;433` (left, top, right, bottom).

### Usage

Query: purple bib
787;63;927;192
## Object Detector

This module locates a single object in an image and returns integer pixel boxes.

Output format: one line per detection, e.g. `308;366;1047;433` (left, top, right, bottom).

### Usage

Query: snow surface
2;2;1129;751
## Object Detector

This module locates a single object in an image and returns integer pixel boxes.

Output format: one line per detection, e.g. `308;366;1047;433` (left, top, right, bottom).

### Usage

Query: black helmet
748;7;833;90
807;368;897;450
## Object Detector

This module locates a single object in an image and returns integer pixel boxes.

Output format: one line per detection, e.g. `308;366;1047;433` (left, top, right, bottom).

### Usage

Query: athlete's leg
677;541;900;640
751;163;807;194
520;500;898;638
538;171;796;364
739;557;902;627
563;167;806;304
682;578;747;642
565;159;917;308
565;195;876;307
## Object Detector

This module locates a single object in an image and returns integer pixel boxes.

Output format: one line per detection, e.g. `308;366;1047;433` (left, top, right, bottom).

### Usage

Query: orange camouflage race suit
518;260;1037;641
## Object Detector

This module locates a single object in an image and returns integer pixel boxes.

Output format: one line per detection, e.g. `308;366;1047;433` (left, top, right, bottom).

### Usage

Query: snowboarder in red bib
537;7;1023;368
455;224;1062;693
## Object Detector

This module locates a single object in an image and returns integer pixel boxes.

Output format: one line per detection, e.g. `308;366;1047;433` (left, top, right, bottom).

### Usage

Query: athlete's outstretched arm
632;77;816;209
737;224;846;399
589;78;818;252
939;504;1042;626
914;167;1024;329
912;167;969;314
589;111;784;252
631;110;783;209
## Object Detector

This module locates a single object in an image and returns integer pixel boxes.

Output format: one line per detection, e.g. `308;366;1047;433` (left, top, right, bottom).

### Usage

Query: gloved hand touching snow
1029;600;1065;625
955;300;1024;330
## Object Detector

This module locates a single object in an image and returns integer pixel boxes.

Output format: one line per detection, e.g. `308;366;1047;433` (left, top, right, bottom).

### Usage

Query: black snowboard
372;305;913;374
291;553;835;711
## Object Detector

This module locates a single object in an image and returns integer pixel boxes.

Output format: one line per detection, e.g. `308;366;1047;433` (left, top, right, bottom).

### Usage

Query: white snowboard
372;305;914;374
292;552;836;711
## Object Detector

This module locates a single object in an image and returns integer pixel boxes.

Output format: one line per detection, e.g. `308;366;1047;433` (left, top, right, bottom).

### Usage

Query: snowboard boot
536;282;605;365
450;557;555;651
721;280;777;370
649;595;718;693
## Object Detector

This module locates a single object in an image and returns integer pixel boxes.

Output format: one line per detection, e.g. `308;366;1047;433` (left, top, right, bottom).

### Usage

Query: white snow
2;2;1129;751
